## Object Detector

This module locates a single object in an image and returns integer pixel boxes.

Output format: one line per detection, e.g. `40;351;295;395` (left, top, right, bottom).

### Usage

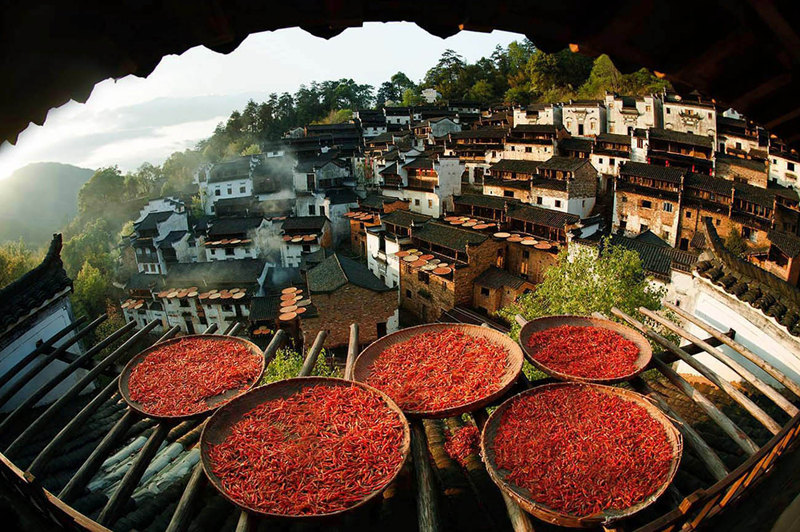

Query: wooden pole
612;308;782;435
663;301;800;398
412;421;440;532
345;323;360;380
641;307;798;417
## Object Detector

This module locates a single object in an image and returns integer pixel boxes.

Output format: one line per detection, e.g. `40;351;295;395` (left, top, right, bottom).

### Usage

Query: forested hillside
0;162;94;245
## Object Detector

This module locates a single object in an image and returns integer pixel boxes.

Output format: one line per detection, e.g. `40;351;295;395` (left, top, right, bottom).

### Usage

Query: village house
301;123;363;157
130;199;190;275
749;230;800;286
557;137;594;159
613;162;685;246
512;103;563;127
280;216;332;268
679;173;736;250
203;216;271;262
562;100;606;137
451;193;515;227
532;156;598;218
604;93;662;134
591;133;632;177
446;127;507;183
383;106;412;130
381;155;463;217
198;156;253;215
484;160;539;203
412;116;461;143
716;115;765;157
769;144;800;189
472;267;535;316
662;92;717;140
365;210;431;289
0;234;84;413
353;109;387;138
504;204;580;282
301;253;399;348
399;222;504;322
447;100;480;115
715;152;769;188
646;128;715;175
502;124;566;162
346;194;409;256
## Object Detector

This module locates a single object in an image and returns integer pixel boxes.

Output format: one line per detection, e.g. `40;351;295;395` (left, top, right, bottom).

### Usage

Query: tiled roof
326;188;359;205
133;211;172;232
507;204;580;228
249;294;281;321
379;162;398;175
768;230;800;258
649;128;714;149
490;159;541;174
558;138;594;153
635;229;670;248
597;133;631;144
449;127;508;140
124;271;164;291
307;253;392;293
453;194;517;210
474;266;527;290
402;157;435;170
484;178;531;190
609;233;698;278
715;152;768;172
412;222;489;253
0;234;72;336
282;216;328;232
531;178;568;192
263;266;303;290
510;124;558;134
381;210;432;228
155;230;188;249
207;216;264;237
620;161;685;183
538;156;591;172
564;99;604;107
733;182;776;208
684;173;734;195
207;156;251;183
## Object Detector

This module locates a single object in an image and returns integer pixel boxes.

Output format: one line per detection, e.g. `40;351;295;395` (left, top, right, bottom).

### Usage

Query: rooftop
649;128;715;149
620;161;685;183
282;216;328;232
411;222;489;253
307;253;393;293
381;210;432;229
507;204;580;228
474;266;528;290
538;156;592;172
490;159;541;174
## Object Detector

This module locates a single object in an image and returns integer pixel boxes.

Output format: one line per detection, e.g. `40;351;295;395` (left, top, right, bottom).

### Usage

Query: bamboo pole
641;307;798;417
345;323;359;380
664;301;800;398
612;308;782;435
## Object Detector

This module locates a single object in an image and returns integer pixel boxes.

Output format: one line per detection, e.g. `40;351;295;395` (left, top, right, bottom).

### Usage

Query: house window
307;174;315;189
136;248;142;255
405;289;412;298
789;162;796;172
663;202;673;212
302;244;311;252
536;197;543;205
686;211;692;218
480;287;490;297
525;147;532;153
320;206;325;216
239;185;246;193
227;187;232;194
428;199;433;208
637;138;644;148
621;196;627;202
179;299;189;308
641;200;652;209
415;199;420;206
666;108;671;114
215;189;221;196
522;250;530;259
225;247;234;256
598;158;603;164
554;200;562;208
309;205;315;215
504;191;514;198
610;158;615;166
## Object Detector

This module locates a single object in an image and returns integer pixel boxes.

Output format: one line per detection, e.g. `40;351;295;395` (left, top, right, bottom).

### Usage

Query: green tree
259;348;340;384
61;219;114;277
0;239;41;289
72;260;111;318
497;239;666;338
466;80;495;103
401;88;424;106
240;143;261;156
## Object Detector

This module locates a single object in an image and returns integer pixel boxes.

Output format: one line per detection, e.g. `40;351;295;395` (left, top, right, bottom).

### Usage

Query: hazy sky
0;23;524;181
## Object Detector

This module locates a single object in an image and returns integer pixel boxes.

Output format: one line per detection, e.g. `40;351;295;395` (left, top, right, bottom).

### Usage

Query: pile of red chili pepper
128;337;261;416
365;329;509;412
444;424;481;468
491;385;675;517
207;384;406;515
526;325;640;379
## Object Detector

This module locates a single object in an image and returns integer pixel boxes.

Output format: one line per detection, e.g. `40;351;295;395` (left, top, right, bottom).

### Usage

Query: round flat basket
281;287;297;294
353;323;524;418
494;232;510;239
518;315;652;384
118;335;265;421
481;382;683;528
200;377;411;520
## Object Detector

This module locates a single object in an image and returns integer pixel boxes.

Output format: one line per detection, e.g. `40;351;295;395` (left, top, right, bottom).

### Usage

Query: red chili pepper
128;337;261;416
491;386;675;517
444;425;481;468
365;330;509;411
526;325;639;379
207;384;406;515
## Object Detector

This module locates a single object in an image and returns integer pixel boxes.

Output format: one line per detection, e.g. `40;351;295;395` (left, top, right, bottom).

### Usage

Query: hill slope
0;162;94;245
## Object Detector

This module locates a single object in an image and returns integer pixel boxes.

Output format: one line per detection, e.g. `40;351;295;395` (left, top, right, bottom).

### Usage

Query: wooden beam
642;307;798;417
664;301;800;398
345;323;359;381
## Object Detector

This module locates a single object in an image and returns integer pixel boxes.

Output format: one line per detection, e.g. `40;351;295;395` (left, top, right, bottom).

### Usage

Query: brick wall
568;163;599;198
615;190;681;244
302;283;398;348
504;244;559;283
473;282;535;315
716;159;768;188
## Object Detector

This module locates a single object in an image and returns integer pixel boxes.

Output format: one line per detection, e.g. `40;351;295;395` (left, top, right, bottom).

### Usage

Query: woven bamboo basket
481;382;683;528
353;323;524;418
119;334;265;420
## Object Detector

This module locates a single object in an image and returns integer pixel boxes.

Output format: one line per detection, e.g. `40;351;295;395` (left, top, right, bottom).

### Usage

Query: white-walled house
604;93;662;134
280;216;332;268
0;234;85;413
512;103;563;127
199;156;255;215
662;92;717;141
397;156;464;217
204;216;269;262
365;210;431;290
562;100;606;137
131;201;190;275
769;149;800;189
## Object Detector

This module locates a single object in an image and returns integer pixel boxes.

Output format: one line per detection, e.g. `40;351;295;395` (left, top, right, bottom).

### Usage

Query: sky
0;23;524;181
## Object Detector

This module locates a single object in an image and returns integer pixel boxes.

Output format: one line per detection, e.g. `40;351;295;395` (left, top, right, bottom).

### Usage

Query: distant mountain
0;162;95;245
